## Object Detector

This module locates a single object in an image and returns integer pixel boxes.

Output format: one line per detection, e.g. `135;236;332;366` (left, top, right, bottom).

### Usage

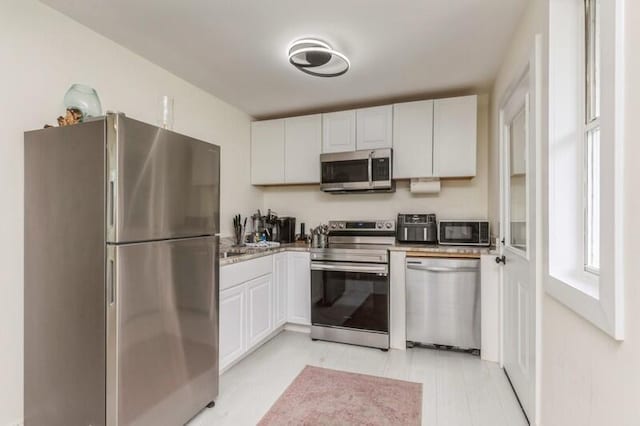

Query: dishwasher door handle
406;265;479;273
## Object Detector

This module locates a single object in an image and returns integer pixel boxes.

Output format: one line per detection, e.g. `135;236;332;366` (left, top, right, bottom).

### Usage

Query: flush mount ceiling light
288;38;350;77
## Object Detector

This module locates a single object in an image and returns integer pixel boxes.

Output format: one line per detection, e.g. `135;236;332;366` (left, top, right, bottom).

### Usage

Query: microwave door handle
367;154;373;185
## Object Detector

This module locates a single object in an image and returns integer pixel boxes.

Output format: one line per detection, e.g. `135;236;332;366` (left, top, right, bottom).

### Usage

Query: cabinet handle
495;255;506;265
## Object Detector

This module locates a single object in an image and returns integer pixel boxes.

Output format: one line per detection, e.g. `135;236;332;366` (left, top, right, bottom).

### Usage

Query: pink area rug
258;365;422;425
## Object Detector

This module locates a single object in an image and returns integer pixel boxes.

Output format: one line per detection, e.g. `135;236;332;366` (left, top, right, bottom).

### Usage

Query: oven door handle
312;262;388;276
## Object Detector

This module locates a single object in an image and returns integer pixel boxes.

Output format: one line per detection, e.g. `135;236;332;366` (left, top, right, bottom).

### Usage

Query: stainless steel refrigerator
24;113;220;426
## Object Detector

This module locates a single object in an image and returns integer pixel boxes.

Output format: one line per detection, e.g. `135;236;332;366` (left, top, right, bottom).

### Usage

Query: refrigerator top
106;113;221;243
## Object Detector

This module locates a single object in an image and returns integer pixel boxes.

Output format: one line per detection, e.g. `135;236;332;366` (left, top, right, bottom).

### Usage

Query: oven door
310;262;389;333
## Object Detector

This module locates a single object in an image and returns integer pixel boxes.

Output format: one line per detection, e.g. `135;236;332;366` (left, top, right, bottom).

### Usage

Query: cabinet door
219;285;246;371
392;100;434;179
433;95;477;177
246;274;273;348
251;119;285;184
273;253;288;327
287;252;311;325
285;115;322;184
356;105;393;150
322;110;356;153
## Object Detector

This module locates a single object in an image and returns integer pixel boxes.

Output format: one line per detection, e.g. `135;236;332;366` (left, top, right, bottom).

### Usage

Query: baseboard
283;323;311;333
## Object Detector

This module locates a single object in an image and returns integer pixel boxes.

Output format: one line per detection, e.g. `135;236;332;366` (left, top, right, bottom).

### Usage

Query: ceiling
41;0;528;119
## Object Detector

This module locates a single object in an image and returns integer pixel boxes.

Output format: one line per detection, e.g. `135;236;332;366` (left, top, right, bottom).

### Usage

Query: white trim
546;0;625;340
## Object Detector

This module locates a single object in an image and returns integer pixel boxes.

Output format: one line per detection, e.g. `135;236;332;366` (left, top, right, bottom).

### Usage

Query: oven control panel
328;220;395;232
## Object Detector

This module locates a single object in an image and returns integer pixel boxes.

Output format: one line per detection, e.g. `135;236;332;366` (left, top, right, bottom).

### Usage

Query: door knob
495;255;506;265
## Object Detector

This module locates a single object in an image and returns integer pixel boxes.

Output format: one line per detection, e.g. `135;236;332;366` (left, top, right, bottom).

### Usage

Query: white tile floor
188;331;528;426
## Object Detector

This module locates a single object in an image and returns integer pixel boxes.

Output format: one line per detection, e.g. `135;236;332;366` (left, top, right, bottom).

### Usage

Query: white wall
540;1;640;424
261;95;490;229
0;2;258;424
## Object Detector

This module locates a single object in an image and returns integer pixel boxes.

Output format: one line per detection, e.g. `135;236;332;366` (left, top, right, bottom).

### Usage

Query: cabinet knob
495;255;506;265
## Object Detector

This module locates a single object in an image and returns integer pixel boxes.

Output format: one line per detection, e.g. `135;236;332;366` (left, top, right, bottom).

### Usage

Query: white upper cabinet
251;119;285;184
433;95;477;178
356;105;393;150
285;114;322;184
392;100;434;179
322;110;356;153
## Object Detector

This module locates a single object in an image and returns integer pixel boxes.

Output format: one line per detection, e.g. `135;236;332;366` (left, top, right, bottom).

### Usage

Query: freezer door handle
108;180;115;227
406;265;479;273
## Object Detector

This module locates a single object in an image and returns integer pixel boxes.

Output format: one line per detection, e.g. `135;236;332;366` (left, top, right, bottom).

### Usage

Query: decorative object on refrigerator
160;95;174;129
63;83;102;119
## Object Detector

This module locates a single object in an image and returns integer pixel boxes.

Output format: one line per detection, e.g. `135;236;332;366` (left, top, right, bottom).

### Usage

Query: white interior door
500;44;539;423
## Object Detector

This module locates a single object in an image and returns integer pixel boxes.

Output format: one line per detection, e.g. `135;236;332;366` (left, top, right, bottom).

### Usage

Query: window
584;0;600;272
547;0;624;340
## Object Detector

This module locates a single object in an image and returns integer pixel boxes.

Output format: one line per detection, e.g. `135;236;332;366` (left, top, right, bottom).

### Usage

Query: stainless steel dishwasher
405;257;481;350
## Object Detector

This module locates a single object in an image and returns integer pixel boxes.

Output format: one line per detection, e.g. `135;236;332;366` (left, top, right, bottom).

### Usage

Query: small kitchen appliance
277;217;296;244
438;220;491;246
320;148;394;193
396;214;437;244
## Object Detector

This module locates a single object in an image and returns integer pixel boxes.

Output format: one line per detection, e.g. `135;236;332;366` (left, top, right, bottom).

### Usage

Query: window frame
583;0;601;274
546;0;625;340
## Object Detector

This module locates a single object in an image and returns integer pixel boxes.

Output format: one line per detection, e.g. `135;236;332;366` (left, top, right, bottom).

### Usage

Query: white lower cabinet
287;252;311;325
219;252;311;371
273;253;288;327
219;285;246;371
246;274;273;348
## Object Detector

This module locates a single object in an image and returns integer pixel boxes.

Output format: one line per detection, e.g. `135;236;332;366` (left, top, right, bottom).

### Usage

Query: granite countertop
220;238;493;266
219;240;310;266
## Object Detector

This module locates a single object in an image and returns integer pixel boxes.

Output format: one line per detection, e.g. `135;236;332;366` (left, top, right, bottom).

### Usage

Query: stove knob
330;224;337;229
385;222;393;229
376;223;383;229
339;223;345;229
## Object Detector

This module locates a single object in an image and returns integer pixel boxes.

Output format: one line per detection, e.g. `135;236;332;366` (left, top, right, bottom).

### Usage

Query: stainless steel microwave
438;220;491;246
320;148;395;193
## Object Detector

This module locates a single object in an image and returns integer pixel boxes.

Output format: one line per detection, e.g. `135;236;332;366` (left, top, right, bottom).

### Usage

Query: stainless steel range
310;219;395;350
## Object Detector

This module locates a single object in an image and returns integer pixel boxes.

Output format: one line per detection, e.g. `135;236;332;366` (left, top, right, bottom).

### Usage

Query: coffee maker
277;217;296;243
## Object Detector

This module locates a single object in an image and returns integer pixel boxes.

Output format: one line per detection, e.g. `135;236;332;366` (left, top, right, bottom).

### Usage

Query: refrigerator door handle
107;257;115;305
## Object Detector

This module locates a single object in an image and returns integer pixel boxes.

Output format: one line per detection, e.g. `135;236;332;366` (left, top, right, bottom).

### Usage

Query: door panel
433;95;477;177
251;119;285;184
356;105;393;150
247;275;273;348
501;56;537;421
108;115;220;243
273;253;288;327
393;100;434;179
110;236;218;426
285;115;321;184
288;253;311;325
322;110;356;153
220;285;246;370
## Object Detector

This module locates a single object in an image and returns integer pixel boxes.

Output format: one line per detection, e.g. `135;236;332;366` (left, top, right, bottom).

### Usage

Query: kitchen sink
221;251;246;258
